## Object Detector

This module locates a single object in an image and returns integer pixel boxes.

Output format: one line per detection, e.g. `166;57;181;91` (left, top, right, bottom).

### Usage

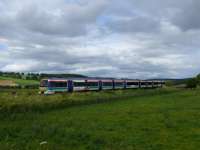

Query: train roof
42;78;165;82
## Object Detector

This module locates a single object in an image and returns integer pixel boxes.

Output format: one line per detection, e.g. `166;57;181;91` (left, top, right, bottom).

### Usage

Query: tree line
0;72;87;81
186;74;200;88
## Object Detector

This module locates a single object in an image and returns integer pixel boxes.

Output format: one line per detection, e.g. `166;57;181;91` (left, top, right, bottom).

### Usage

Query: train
39;78;165;94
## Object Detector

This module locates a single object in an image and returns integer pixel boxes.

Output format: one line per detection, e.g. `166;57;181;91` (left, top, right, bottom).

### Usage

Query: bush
23;84;39;89
196;74;200;85
186;78;197;89
165;81;174;87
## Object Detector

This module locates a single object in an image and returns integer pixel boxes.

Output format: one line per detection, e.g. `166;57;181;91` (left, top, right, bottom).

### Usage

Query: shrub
186;78;197;89
196;74;200;85
165;81;174;87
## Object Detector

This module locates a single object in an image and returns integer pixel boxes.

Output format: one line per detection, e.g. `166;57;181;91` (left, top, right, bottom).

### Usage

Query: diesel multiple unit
39;78;165;94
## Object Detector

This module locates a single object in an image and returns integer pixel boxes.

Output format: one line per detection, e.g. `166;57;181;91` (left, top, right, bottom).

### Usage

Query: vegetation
184;74;200;88
186;78;197;88
0;76;39;86
0;88;175;113
0;88;200;149
0;71;86;81
165;74;200;88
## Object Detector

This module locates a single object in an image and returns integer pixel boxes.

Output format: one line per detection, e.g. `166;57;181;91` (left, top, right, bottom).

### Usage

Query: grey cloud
127;0;200;31
0;0;200;79
171;0;200;31
16;0;109;37
107;16;159;33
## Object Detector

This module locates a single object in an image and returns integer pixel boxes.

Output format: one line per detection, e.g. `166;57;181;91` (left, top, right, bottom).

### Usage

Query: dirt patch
0;80;17;86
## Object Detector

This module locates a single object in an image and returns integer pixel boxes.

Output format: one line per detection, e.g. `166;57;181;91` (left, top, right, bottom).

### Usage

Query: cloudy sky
0;0;200;79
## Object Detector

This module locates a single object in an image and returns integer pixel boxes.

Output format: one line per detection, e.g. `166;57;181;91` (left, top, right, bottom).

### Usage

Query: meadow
0;76;39;86
0;88;200;150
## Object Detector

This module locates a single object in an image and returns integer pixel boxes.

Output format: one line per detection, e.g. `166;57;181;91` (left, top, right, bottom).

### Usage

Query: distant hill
39;73;87;79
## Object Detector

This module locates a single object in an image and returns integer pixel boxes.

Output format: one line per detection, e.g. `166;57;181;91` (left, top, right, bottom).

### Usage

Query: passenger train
39;78;165;94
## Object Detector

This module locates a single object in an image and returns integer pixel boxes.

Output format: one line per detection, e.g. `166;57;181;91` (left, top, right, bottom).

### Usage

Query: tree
186;78;197;89
196;74;200;85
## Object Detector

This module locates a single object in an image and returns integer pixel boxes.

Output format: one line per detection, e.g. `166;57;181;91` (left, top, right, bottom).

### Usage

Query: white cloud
2;62;39;72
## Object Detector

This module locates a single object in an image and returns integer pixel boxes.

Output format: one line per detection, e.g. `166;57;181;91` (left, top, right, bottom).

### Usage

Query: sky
0;0;200;79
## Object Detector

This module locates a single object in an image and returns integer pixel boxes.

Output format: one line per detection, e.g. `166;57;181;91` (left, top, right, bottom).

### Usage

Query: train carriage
39;79;69;94
39;79;48;94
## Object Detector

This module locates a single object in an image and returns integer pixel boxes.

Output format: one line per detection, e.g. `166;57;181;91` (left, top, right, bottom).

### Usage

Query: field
0;76;39;86
0;88;200;150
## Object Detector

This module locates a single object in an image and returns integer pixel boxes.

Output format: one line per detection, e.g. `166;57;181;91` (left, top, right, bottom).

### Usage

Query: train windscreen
40;80;48;87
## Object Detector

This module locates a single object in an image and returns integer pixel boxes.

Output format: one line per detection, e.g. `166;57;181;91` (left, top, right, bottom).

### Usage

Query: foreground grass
0;88;200;150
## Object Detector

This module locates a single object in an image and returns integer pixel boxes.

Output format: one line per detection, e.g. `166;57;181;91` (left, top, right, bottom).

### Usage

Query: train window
141;82;146;85
74;82;86;87
87;82;99;87
115;82;124;86
147;82;152;85
49;81;67;87
127;82;139;86
40;80;48;87
102;82;113;86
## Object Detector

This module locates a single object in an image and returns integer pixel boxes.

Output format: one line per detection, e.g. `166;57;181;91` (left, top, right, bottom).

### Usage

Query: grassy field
0;76;39;86
0;88;200;150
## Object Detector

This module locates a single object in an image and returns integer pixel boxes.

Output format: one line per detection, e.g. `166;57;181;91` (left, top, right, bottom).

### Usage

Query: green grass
0;76;39;86
0;88;200;150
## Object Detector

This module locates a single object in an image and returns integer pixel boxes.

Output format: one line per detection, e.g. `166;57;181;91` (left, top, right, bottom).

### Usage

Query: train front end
39;79;48;94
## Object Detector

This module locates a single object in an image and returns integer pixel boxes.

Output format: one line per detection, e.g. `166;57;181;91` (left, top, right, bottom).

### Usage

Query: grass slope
0;88;200;150
0;76;39;86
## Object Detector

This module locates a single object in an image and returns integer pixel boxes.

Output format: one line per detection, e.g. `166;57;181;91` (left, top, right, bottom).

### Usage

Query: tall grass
0;88;177;114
